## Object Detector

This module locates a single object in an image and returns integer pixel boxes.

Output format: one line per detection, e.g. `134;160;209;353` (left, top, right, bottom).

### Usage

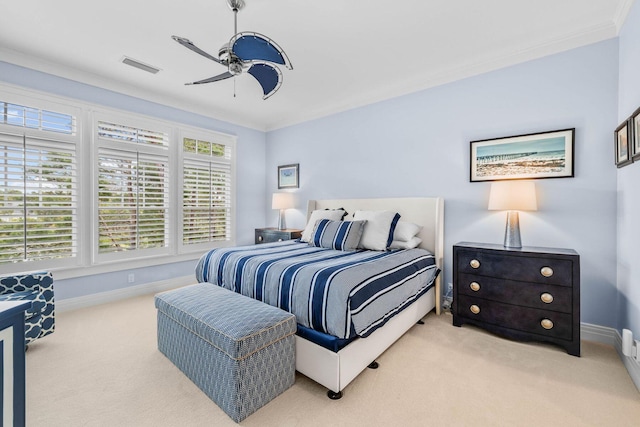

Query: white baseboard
56;290;640;393
581;322;640;392
56;275;195;313
581;322;617;346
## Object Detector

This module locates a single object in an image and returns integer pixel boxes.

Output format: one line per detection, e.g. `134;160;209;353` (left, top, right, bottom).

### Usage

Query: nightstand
452;242;581;356
254;228;302;244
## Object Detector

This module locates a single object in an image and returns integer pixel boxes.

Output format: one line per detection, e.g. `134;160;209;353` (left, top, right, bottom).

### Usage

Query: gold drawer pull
540;293;554;304
540;266;554;277
470;305;480;314
470;259;480;269
540;319;554;330
469;282;481;292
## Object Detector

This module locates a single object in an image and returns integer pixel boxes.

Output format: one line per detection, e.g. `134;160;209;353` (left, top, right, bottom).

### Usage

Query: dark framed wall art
615;120;633;168
631;106;640;162
470;128;575;182
277;163;299;189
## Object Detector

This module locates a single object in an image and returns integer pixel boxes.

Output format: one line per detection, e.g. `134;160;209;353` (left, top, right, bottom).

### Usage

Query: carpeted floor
26;292;640;426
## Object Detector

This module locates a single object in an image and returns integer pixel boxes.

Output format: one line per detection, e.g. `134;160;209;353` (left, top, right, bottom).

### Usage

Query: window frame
0;89;83;273
178;126;237;255
91;111;174;264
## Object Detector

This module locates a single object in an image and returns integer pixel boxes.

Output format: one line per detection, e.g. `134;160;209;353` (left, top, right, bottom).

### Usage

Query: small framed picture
470;128;574;182
631;106;640;162
615;120;633;168
278;163;299;189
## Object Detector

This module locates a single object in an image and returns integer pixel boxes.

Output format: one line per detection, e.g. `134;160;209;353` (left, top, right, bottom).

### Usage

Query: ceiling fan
172;0;292;99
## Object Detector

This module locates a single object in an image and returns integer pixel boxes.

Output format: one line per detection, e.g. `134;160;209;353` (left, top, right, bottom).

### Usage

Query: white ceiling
0;0;634;131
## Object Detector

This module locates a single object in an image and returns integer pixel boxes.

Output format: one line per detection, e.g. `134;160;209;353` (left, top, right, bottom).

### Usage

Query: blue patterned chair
0;272;55;344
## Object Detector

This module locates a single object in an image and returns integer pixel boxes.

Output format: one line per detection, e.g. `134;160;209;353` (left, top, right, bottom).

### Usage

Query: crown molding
267;21;618;131
613;0;636;33
0;14;622;134
0;47;267;132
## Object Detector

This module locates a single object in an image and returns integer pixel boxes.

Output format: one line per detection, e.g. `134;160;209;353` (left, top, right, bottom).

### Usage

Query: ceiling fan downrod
227;0;244;37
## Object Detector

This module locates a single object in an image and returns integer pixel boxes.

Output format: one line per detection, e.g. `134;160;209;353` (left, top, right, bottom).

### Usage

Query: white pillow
300;209;347;242
393;221;423;242
389;236;422;249
352;210;401;251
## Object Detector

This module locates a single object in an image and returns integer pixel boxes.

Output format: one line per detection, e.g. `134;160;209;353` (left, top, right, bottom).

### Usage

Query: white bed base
296;197;444;396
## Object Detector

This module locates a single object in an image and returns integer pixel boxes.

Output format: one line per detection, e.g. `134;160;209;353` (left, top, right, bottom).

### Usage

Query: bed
196;197;444;398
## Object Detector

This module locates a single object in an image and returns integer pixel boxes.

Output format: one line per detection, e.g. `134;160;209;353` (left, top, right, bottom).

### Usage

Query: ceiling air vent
121;56;161;74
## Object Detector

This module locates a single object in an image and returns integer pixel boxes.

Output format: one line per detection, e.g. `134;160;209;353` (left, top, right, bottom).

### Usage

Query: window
95;116;170;260
0;85;237;275
181;132;234;249
2;102;74;134
0;100;78;267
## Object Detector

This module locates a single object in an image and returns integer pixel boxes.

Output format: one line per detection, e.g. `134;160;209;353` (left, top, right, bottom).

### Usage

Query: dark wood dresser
452;242;580;356
254;228;302;244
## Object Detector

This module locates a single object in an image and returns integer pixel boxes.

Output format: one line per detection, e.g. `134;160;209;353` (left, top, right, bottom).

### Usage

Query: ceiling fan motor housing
227;0;245;11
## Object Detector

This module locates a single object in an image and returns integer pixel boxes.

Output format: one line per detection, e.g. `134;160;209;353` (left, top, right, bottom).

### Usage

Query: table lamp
488;181;537;249
272;192;294;230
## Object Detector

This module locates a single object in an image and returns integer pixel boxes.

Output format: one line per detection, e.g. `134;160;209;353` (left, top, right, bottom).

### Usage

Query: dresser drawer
457;273;572;313
456;249;573;286
456;294;573;341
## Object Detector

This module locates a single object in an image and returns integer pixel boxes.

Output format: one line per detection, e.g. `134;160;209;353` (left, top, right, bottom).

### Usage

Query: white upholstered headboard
307;197;444;314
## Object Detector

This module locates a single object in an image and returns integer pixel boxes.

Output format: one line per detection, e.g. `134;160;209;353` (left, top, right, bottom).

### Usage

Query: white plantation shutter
97;149;169;254
183;159;231;243
0;132;78;264
97;149;137;253
95;115;170;260
138;154;169;248
181;134;234;248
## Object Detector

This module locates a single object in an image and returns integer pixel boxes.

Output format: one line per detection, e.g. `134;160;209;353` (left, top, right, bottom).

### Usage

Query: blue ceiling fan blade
247;63;282;99
232;32;292;69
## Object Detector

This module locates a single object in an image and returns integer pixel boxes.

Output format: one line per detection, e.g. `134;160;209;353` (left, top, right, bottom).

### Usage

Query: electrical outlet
127;273;135;283
444;282;453;299
442;283;454;311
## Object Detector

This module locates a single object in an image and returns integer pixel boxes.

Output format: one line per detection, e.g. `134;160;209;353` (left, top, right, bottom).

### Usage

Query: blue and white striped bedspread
195;240;438;339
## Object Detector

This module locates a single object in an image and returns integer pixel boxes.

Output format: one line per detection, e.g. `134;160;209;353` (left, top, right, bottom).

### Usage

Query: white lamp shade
272;192;294;210
488;181;537;211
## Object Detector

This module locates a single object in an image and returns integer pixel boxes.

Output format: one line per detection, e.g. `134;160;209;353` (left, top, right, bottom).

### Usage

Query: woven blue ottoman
155;284;296;422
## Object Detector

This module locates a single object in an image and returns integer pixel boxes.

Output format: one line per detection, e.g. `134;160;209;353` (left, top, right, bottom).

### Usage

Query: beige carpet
26;292;640;426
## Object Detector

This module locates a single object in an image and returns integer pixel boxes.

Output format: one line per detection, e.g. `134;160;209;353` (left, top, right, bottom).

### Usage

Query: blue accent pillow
310;219;366;251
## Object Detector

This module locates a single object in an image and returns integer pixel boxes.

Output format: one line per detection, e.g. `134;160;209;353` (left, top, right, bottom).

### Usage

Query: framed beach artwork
631;106;640;162
615;120;632;168
277;163;299;189
470;128;575;182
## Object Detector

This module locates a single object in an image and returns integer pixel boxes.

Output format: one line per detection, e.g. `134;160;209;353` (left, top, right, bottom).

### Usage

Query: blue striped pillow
310;219;366;251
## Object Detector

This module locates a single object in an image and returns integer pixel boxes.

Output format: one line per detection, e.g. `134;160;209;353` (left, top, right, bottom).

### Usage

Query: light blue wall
266;40;620;328
0;61;267;300
0;34;629;330
617;0;640;335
